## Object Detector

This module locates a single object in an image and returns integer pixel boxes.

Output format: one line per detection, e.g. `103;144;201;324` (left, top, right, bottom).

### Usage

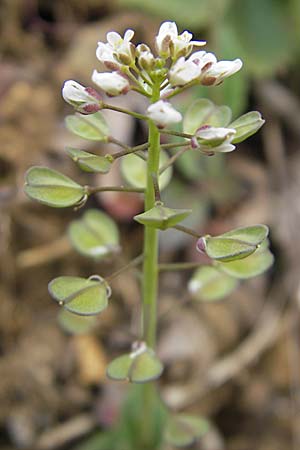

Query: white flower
192;126;236;154
201;58;243;86
155;21;205;58
96;29;135;68
92;70;130;96
168;51;218;87
62;80;102;113
147;100;182;128
169;57;202;86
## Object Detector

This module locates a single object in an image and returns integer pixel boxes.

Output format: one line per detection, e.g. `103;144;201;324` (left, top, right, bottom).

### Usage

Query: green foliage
188;265;238;302
58;309;97;334
65;112;109;141
200;225;269;262
183;98;232;134
48;276;110;316
107;348;163;383
121;151;172;190
165;414;210;447
218;240;274;279
68;209;120;259
67;148;112;173
24;166;85;208
134;204;191;230
230;112;265;144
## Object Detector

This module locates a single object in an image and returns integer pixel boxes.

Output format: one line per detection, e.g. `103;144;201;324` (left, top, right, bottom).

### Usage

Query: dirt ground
1;2;300;450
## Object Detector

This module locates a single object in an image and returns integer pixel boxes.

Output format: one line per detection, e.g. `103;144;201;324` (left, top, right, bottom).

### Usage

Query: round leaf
134;204;191;230
188;265;238;302
49;276;110;316
65;112;109;141
165;414;210;447
107;354;133;381
67;148;111;173
24;166;85;208
183;99;232;135
129;351;163;383
68;209;120;259
121;151;172;190
58;309;97;334
218;247;274;279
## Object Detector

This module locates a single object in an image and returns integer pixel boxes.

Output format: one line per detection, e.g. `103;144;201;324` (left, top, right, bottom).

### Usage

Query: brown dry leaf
72;335;108;385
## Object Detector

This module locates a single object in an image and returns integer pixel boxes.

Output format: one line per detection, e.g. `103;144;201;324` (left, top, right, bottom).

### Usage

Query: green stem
142;83;161;348
159;261;203;271
103;103;148;121
160;129;193;139
86;185;144;194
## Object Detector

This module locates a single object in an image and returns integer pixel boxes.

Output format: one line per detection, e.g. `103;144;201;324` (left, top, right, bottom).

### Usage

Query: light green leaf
106;354;133;381
67;148;112;173
106;348;163;384
121;151;172;190
65;112;109;141
188;265;238;302
230;112;265;144
220;224;269;246
183;99;232;135
24;166;85;208
203;237;256;262
48;276;110;316
165;414;210;447
58;309;97;334
218;246;274;279
68;209;120;259
129;351;163;383
134;204;191;230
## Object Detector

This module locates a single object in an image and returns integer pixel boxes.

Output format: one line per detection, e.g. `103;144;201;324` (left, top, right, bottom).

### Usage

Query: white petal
106;31;122;46
124;29;134;41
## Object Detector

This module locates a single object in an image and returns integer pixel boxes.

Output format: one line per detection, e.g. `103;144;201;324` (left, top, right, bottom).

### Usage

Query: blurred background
1;0;300;449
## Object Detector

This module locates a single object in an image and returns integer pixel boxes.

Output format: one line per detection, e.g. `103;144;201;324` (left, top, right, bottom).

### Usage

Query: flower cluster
62;21;243;128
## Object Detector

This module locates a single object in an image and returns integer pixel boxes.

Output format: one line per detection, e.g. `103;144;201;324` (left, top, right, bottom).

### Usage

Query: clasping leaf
67;148;112;173
65;111;109;141
165;414;210;448
188;265;238;302
134;204;191;230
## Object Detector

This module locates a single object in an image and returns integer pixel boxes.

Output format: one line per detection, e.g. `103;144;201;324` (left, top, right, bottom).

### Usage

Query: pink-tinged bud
190;136;199;149
62;80;102;113
196;237;207;253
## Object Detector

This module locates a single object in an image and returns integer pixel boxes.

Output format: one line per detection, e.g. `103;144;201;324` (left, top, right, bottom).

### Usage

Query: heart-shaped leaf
24;166;85;208
67;148;112;173
58;309;97;334
65;112;109;141
188;265;238;302
218;241;274;279
106;347;163;383
134;204;191;230
230;111;265;144
121;151;172;190
68;209;120;259
165;414;210;447
183;99;232;135
48;275;110;316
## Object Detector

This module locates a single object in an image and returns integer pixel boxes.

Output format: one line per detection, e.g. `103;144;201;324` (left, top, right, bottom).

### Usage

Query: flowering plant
24;21;273;449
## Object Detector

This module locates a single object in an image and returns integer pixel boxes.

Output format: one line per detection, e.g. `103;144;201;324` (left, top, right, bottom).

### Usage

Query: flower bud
146;100;182;128
62;80;102;114
192;125;236;155
92;70;130;96
136;44;155;71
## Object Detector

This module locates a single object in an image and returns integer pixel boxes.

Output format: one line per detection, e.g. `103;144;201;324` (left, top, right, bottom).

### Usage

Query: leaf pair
134;203;191;230
107;346;163;384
